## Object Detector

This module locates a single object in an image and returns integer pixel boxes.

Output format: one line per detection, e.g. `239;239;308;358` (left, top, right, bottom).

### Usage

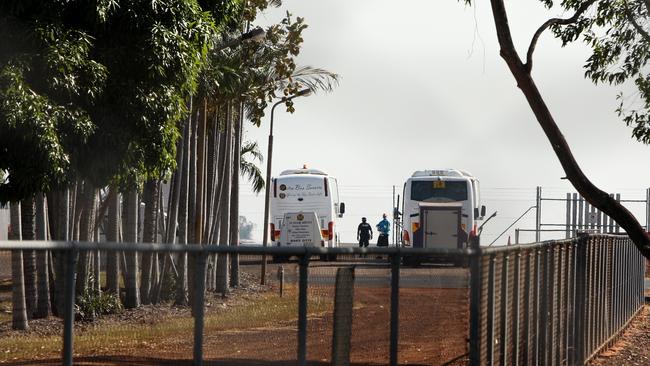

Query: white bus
270;167;345;248
401;169;485;250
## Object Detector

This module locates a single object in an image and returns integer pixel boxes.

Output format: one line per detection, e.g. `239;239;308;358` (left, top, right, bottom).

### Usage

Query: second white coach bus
401;169;485;249
270;166;345;248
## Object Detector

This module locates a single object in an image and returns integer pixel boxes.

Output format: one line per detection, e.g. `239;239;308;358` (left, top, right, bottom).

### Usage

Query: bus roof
280;167;327;176
410;169;475;178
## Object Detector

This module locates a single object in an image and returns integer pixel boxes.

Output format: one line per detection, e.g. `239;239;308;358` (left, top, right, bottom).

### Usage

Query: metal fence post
297;253;311;366
389;251;401;366
536;186;542;242
331;267;355;366
193;252;207;366
469;237;483;365
572;234;588;365
487;254;496;365
499;253;510;366
63;247;77;366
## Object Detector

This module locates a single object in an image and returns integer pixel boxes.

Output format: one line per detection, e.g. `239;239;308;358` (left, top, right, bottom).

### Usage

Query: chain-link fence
469;234;646;365
0;235;645;365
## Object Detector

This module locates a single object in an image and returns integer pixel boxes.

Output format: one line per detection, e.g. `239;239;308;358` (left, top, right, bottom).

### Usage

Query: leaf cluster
548;0;650;143
0;0;242;201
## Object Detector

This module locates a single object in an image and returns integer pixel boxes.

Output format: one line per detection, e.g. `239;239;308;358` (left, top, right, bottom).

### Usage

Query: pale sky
240;0;650;244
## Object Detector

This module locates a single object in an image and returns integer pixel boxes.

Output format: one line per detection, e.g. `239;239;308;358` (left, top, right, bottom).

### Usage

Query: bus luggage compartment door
421;207;461;249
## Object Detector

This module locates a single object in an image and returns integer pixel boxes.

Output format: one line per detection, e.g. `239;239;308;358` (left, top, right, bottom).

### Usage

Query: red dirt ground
1;286;469;366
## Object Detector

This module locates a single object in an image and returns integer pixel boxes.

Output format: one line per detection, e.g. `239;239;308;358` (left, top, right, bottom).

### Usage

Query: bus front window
411;181;468;202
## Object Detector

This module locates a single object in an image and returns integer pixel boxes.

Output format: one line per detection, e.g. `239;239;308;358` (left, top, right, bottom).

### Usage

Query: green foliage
240;140;265;193
548;0;650;143
75;289;123;322
0;0;241;201
239;215;256;239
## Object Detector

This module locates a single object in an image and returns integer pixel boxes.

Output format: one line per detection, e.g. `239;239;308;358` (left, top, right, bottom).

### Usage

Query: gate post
389;251;401;366
62;247;77;366
297;253;311;366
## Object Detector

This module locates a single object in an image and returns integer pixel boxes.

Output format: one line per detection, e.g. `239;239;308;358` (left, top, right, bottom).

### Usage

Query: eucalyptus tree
478;0;650;258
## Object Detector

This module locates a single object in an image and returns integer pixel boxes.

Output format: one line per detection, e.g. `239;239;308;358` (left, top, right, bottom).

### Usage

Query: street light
215;26;266;51
260;88;312;284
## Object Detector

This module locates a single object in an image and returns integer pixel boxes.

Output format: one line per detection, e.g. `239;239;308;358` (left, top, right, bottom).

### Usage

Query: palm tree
10;201;28;330
239;140;265;193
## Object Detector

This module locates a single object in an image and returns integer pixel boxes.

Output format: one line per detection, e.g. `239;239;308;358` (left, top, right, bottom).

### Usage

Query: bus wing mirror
339;202;346;216
474;208;479;218
481;205;486;217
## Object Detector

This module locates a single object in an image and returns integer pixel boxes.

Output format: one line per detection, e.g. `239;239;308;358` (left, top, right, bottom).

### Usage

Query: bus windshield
410;180;468;202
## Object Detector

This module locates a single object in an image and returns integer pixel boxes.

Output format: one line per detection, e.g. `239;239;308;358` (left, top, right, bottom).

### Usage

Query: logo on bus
297;213;304;221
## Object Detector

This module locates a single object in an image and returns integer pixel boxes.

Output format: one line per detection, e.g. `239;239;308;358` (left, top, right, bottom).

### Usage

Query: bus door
420;206;462;249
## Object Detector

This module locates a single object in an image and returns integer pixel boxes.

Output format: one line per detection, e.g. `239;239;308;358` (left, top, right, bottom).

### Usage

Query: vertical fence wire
469;234;645;366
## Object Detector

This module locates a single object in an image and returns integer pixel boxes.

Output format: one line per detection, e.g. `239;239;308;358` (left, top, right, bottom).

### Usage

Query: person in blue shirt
376;213;390;247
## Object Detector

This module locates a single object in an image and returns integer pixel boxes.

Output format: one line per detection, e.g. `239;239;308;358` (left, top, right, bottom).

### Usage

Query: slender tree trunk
187;106;199;307
154;134;183;303
489;0;650;258
216;102;233;294
71;181;84;241
106;188;120;295
140;179;159;305
46;189;69;317
10;202;28;330
123;189;140;308
76;184;97;296
204;109;218;247
34;193;50;318
230;103;243;287
93;194;101;293
176;100;192;306
21;196;36;319
210;119;227;290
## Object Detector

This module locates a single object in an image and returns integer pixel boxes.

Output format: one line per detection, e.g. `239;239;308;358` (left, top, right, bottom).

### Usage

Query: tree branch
624;0;650;44
489;0;650;258
525;0;597;72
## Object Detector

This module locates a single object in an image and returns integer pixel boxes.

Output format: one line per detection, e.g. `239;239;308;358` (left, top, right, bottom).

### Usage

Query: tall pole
260;101;280;285
392;185;396;246
260;90;311;285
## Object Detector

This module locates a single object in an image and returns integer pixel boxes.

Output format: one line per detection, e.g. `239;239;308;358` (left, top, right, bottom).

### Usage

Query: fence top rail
479;233;631;255
0;240;479;256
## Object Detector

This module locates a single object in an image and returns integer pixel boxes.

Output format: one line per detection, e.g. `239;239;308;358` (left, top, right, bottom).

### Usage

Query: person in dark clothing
357;217;373;248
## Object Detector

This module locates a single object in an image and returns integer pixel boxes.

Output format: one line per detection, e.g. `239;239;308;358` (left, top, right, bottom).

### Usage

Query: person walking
357;217;373;248
376;213;390;247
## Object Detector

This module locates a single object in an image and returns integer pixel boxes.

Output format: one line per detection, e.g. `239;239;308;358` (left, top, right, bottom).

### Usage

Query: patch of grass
0;292;332;362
